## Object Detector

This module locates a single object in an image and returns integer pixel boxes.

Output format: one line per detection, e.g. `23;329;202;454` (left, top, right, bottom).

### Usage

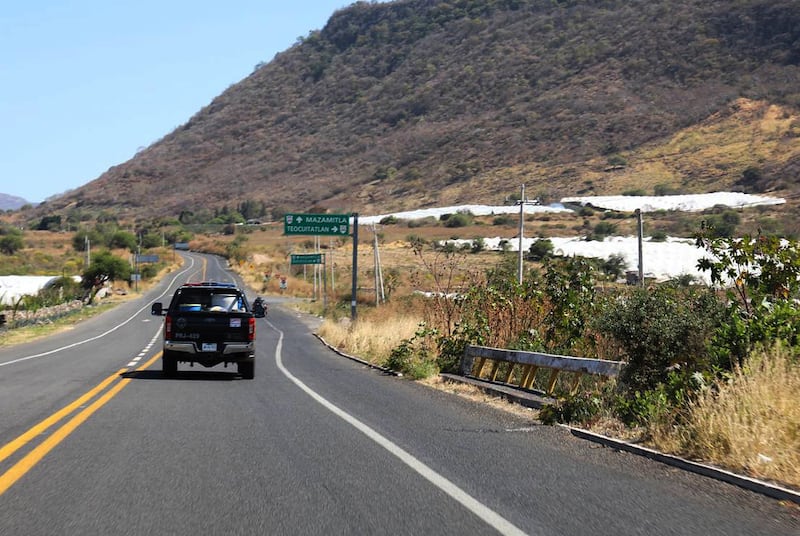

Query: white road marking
125;330;164;369
269;321;530;536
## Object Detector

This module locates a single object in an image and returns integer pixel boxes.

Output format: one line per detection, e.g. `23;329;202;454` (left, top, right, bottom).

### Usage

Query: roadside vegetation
316;226;800;490
0;214;178;340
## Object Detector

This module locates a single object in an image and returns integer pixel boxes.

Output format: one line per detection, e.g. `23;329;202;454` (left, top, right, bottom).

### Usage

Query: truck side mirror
151;303;164;316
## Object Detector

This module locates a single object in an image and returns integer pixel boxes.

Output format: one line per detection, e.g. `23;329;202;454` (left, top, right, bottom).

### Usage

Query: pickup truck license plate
201;343;217;352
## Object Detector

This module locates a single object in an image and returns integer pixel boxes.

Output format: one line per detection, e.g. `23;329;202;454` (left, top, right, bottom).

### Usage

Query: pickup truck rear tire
238;359;254;379
163;351;178;377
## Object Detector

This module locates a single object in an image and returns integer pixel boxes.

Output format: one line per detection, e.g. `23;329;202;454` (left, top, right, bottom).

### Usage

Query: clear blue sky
0;0;353;203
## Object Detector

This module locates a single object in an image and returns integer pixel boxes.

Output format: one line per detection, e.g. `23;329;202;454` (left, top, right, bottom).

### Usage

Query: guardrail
459;344;626;395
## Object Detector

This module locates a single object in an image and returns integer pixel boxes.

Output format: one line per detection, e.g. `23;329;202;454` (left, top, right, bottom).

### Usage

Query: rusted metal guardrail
459;344;625;395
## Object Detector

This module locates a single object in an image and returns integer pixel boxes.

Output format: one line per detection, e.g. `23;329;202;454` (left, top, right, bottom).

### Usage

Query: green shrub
607;154;627;167
528;238;554;260
610;369;703;427
621;189;647;196
594;284;724;392
599;253;627;280
385;325;440;379
493;214;515;226
593;221;616;238
140;263;160;280
540;390;603;425
443;212;473;228
407;216;438;228
701;210;740;238
654;183;681;196
697;233;800;368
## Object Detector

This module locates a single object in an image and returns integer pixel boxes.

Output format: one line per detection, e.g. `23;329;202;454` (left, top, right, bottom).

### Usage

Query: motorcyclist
252;297;266;317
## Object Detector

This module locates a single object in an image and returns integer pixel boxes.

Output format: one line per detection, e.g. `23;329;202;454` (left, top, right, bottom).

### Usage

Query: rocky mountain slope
35;0;800;220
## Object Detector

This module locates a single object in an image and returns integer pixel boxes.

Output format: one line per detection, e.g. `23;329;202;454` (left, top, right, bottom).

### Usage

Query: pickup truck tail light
165;315;173;340
248;316;255;341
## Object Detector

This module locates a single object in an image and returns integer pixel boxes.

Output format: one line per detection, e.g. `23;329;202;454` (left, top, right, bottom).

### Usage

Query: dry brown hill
34;0;800;221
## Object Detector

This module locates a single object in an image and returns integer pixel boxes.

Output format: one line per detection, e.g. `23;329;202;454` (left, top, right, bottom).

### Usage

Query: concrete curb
314;333;401;377
438;373;555;409
564;426;800;505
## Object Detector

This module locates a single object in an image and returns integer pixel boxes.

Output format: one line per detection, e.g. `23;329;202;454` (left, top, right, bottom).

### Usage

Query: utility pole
517;185;525;285
372;224;385;306
515;184;538;285
636;208;644;286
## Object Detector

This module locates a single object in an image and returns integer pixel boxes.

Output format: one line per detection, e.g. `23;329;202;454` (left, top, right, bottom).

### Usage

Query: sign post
351;213;358;321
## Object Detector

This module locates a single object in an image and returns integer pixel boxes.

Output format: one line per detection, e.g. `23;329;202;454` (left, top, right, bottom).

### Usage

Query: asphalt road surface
1;252;797;535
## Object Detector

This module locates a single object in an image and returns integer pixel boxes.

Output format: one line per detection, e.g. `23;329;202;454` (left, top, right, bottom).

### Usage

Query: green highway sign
290;253;323;265
284;213;349;236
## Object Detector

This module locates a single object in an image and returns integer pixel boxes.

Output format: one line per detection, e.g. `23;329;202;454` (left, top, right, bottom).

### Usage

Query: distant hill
0;193;29;211
35;0;800;221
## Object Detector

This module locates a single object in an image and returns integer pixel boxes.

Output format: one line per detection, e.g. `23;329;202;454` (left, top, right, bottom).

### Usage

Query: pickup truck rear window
174;290;246;313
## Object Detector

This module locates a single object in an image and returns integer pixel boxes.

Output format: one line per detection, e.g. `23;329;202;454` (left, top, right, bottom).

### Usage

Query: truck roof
180;281;239;289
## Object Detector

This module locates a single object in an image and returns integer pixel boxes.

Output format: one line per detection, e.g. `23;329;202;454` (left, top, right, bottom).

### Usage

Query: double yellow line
0;352;162;496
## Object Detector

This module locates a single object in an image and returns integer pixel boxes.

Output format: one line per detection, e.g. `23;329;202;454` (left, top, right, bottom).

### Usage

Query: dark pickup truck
151;282;256;379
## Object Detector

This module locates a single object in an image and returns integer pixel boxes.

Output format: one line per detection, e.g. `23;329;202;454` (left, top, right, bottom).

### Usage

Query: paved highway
0;252;797;535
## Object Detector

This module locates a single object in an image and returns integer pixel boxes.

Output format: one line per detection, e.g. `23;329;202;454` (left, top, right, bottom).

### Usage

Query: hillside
34;0;800;221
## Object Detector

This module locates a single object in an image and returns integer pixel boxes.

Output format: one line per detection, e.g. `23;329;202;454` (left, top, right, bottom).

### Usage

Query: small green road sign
291;253;323;265
284;213;349;236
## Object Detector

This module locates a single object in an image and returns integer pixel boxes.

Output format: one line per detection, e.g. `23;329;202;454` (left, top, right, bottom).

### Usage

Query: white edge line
268;320;529;536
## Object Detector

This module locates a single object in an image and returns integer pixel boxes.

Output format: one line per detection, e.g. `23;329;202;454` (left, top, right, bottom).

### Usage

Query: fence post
459;345;475;376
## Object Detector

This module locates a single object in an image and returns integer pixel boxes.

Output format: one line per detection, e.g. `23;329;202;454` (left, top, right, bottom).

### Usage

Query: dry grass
422;376;540;419
0;299;120;347
651;344;800;489
318;311;423;366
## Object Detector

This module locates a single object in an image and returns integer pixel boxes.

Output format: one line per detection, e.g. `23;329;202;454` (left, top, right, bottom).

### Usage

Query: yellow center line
0;351;163;496
0;369;126;465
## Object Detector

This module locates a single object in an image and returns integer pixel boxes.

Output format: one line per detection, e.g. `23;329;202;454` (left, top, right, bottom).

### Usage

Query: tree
0;226;24;254
108;230;137;251
0;234;23;254
81;251;131;302
36;215;62;231
72;228;102;252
